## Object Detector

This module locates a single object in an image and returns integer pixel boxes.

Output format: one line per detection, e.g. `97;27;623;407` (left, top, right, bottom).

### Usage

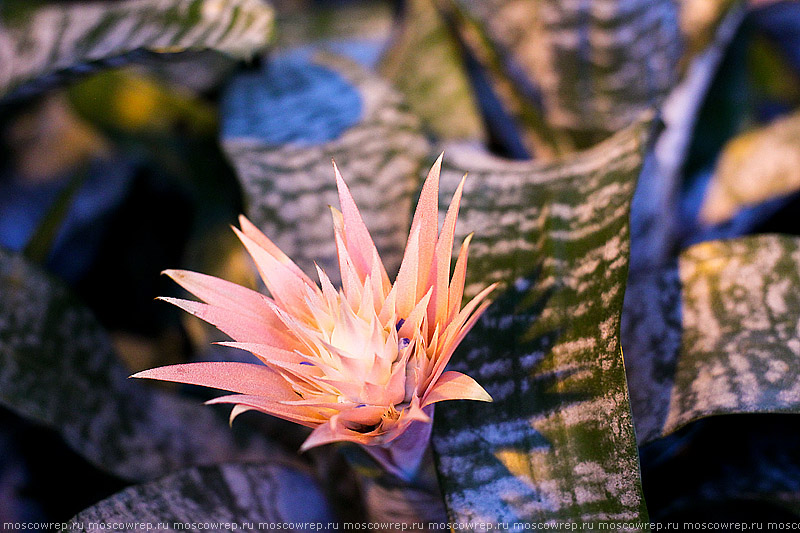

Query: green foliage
431;119;651;523
5;0;800;526
62;463;335;531
626;235;800;444
0;247;290;482
438;0;681;155
378;0;484;141
0;0;274;99
221;51;430;280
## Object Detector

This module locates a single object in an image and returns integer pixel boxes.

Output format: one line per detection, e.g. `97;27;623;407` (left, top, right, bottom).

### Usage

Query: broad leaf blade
700;109;800;224
432;119;651;522
625;235;800;444
275;2;392;49
221;49;430;281
0;0;274;99
64;463;335;532
0;248;290;482
444;0;681;154
378;0;485;141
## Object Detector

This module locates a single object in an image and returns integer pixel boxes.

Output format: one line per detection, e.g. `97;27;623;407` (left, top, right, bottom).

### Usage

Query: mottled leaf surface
700;109;800;224
624;235;800;444
446;0;680;154
0;248;288;482
0;0;274;99
431;120;651;523
275;2;392;50
379;0;484;141
64;463;335;532
221;49;430;281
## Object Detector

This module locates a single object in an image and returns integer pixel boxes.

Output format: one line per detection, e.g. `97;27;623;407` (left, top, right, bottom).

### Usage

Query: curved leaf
275;3;393;50
65;462;335;531
624;235;800;444
700;109;800;224
0;248;292;482
0;0;274;99
443;0;681;154
431;119;651;523
221;49;430;282
378;0;484;141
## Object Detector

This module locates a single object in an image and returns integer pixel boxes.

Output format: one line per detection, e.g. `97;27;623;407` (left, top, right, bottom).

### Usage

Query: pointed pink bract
133;158;494;481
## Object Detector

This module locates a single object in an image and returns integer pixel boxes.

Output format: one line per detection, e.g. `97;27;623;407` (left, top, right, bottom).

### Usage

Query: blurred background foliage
3;0;800;528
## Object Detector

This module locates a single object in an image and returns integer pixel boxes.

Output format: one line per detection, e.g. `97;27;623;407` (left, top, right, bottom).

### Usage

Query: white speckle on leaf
728;353;759;406
788;338;800;355
766;278;790;315
765;359;789;383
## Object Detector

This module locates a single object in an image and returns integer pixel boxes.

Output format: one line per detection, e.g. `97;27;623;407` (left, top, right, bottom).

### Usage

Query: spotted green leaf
441;0;681;155
379;0;485;141
221;49;430;282
63;463;335;532
275;2;392;50
431;118;651;523
624;235;800;445
0;0;274;99
0;247;290;482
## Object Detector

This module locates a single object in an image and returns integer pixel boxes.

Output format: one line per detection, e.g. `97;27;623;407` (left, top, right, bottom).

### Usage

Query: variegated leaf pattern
0;0;274;99
439;1;562;159
0;248;288;482
624;235;800;445
275;2;393;49
445;0;681;154
701;109;800;224
431;119;651;523
379;0;485;141
221;49;430;282
63;463;335;532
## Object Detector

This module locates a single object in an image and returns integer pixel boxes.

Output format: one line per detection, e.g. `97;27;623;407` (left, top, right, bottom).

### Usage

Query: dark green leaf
379;0;485;141
0;0;274;99
275;2;392;50
64;462;335;531
432;118;651;523
444;0;681;154
221;49;430;282
624;235;800;444
0;248;294;482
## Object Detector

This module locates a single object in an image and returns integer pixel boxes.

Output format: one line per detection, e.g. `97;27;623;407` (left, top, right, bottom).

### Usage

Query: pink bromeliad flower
133;156;495;480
